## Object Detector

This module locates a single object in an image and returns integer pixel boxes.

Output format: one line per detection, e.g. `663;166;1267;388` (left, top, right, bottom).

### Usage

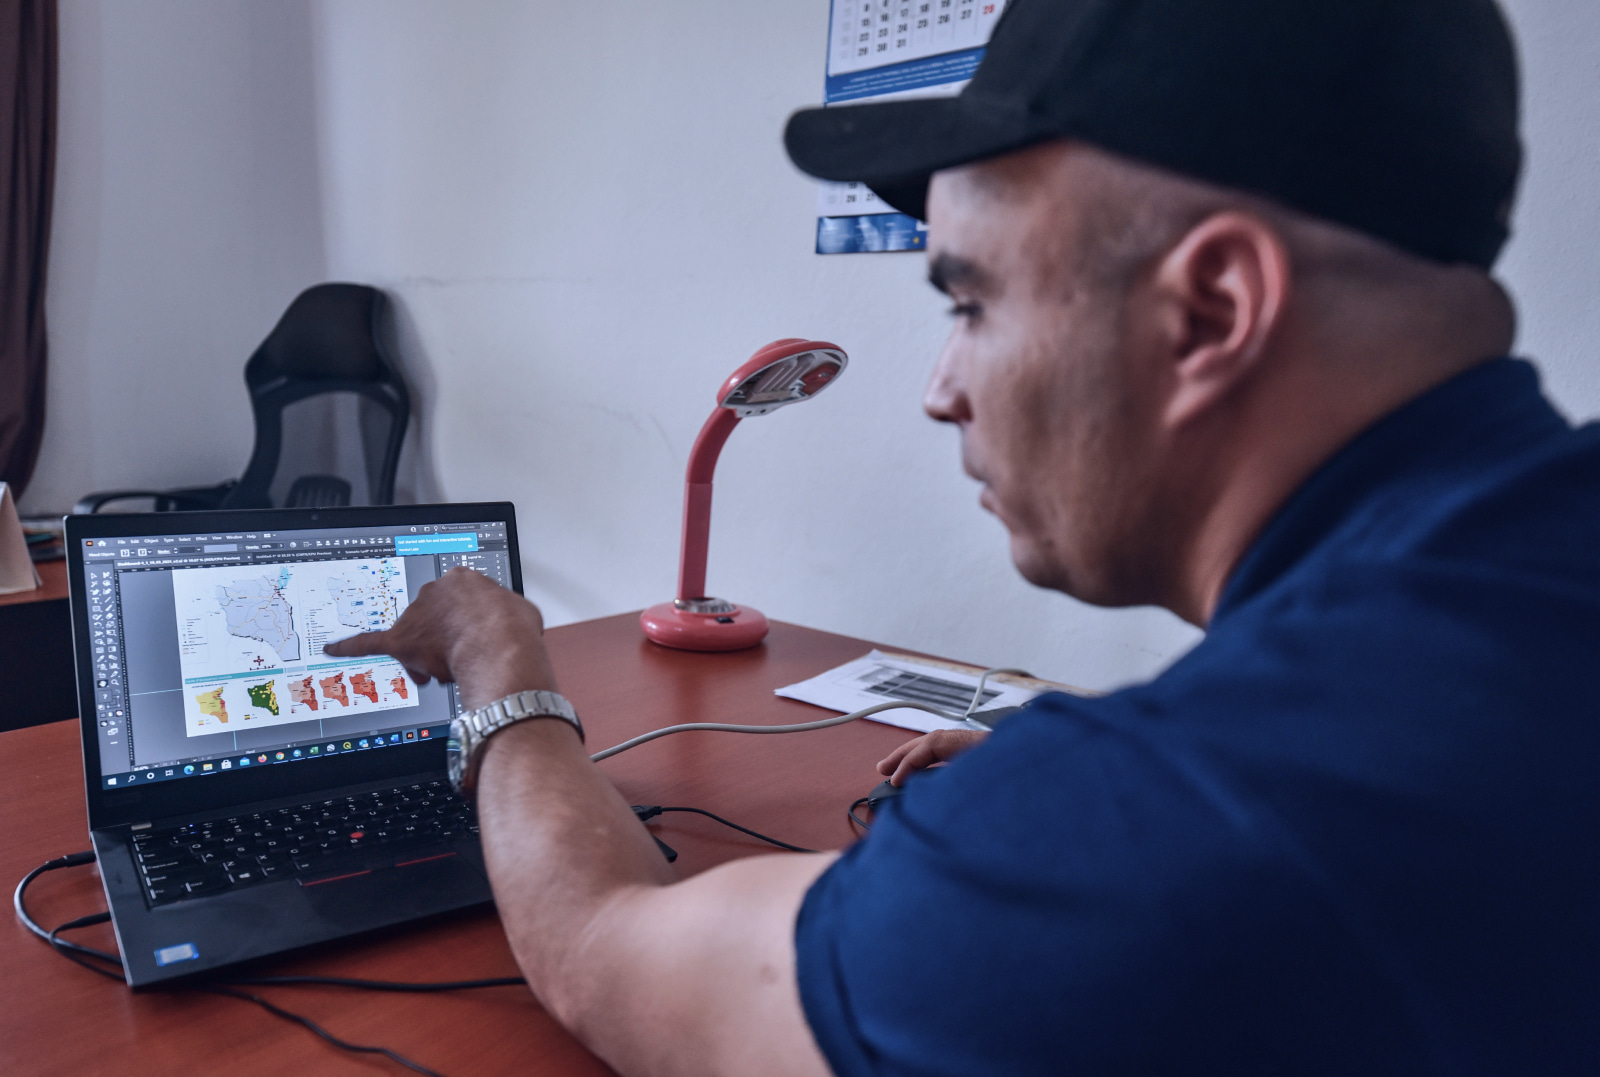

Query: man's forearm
471;716;837;1077
474;718;674;1024
453;614;682;1027
323;567;834;1076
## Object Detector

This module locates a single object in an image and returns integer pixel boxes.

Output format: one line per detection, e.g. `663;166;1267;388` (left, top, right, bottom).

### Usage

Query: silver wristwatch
447;689;584;796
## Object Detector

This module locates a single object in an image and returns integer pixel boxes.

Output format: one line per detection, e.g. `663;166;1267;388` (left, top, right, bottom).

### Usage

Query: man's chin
1009;537;1129;608
1009;537;1067;592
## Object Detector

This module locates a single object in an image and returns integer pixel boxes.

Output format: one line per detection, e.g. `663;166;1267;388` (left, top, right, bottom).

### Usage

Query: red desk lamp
640;338;848;651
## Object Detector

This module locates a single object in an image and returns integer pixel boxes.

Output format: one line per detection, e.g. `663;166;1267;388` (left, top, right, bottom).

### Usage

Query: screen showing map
171;558;419;737
84;517;515;788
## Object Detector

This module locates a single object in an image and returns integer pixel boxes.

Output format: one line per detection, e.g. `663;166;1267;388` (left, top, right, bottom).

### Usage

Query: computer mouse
866;780;904;811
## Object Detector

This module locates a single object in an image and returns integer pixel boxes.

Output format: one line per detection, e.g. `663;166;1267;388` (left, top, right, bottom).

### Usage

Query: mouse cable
633;804;816;854
847;797;874;832
590;698;964;762
590;666;1039;763
15;853;522;1076
835;670;1033;834
963;668;1034;727
19;672;1032;1061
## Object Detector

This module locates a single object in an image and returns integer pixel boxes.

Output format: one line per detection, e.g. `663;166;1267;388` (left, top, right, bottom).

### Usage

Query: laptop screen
79;516;511;791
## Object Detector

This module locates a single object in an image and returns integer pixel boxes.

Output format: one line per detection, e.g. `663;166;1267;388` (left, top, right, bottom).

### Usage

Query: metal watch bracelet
447;689;584;797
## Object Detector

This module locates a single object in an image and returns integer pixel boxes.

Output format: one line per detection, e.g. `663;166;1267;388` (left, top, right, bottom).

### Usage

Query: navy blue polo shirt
795;359;1599;1076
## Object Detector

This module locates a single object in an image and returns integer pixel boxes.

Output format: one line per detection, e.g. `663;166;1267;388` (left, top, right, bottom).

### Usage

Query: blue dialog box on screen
394;533;479;556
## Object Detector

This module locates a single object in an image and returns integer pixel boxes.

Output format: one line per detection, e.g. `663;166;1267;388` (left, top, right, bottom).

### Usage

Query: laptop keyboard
131;780;477;907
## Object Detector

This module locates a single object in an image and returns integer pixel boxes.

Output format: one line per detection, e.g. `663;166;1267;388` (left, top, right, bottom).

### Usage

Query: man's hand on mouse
322;566;559;710
877;728;989;786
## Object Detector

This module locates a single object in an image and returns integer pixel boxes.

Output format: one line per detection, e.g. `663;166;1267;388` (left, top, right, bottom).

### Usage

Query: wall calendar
814;0;1009;254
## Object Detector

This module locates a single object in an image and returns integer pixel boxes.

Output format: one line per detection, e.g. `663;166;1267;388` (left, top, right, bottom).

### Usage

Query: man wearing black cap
325;1;1598;1074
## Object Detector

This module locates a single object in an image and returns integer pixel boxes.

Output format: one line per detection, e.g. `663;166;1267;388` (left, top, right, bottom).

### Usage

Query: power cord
18;670;1032;1070
228;974;525;990
14;852;514;1076
202;985;448;1077
14;852;115;962
589;666;1035;763
15;795;823;1072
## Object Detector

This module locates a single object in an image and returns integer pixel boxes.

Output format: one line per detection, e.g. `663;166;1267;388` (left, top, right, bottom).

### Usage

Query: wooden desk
0;613;924;1076
0;558;76;732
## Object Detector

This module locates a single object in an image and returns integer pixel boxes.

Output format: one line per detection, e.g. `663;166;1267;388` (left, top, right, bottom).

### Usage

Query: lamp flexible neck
676;407;741;601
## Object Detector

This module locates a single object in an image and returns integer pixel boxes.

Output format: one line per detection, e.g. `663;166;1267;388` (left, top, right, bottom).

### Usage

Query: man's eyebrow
927;253;991;296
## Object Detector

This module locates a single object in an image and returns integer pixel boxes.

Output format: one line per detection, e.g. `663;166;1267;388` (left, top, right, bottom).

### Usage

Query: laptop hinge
130;822;152;831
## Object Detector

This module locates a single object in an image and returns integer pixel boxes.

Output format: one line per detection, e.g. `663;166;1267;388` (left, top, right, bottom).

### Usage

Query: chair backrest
221;284;411;510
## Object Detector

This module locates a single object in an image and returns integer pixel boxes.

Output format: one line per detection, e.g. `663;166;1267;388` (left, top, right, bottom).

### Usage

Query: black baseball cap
785;0;1521;268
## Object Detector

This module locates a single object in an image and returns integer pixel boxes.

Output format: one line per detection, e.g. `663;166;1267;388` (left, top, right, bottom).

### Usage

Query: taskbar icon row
103;725;448;789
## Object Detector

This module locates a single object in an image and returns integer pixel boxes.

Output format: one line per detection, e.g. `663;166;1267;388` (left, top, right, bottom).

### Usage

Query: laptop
64;502;519;987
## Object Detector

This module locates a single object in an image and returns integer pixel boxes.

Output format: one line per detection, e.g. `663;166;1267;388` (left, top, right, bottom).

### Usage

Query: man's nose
923;338;970;425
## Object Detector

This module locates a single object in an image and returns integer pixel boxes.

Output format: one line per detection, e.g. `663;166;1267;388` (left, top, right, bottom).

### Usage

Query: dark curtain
0;0;55;498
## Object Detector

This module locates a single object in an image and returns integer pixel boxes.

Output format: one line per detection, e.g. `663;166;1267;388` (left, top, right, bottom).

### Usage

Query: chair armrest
74;490;162;514
72;489;221;514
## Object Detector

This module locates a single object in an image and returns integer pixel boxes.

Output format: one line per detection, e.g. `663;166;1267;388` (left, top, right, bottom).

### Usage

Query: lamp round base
640;601;770;652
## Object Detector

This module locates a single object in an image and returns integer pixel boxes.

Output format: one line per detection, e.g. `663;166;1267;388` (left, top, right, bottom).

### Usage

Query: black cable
15;852;519;1075
22;799;816;1068
50;911;123;965
848;797;873;832
204;985;446;1077
230;974;525;991
633;804;817;854
13;852;121;965
47;917;126;981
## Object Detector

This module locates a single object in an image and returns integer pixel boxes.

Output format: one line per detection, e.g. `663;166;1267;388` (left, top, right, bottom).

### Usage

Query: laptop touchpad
297;853;490;926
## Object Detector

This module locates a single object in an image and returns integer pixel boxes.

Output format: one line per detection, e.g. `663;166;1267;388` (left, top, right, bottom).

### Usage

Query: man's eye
947;301;981;321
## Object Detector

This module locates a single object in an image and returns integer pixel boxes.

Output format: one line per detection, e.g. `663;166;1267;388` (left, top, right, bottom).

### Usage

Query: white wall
1495;0;1600;416
23;0;1600;692
303;0;1206;689
25;0;325;513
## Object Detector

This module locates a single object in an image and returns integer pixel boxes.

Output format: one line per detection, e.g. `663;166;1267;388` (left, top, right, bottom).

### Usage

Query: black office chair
75;283;411;514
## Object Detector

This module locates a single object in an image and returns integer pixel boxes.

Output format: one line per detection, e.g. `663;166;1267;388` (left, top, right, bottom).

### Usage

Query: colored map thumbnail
175;558;420;737
195;686;229;724
320;671;350;707
328;561;406;635
350;670;379;705
214;568;300;662
246;680;280;717
290;675;317;711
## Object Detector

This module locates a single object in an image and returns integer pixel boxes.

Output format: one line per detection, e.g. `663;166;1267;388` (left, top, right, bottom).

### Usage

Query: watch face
446;738;464;788
446;716;468;793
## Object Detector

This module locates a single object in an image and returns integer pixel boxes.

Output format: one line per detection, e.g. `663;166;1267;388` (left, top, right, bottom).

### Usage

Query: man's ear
1151;211;1292;428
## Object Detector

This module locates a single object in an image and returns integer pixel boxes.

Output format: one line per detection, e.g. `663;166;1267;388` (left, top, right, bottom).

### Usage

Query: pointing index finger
323;630;391;658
